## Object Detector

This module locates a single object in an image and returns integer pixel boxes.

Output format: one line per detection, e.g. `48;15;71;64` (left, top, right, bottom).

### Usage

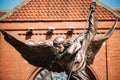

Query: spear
67;1;97;80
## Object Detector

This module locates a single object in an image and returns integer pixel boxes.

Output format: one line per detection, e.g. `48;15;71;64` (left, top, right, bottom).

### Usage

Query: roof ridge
0;10;9;12
96;0;120;18
0;0;31;21
112;8;120;10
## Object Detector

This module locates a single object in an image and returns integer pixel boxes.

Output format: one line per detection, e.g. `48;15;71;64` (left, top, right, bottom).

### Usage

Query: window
34;69;67;80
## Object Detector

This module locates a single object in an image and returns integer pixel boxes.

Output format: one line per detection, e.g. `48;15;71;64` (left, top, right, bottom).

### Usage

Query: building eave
96;0;120;18
0;0;31;21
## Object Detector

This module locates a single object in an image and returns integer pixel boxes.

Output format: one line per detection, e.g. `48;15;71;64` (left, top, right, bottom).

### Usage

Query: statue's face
53;36;65;52
54;43;65;52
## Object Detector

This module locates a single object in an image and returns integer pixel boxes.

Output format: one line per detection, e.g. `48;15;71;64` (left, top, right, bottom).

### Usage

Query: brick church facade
0;0;120;80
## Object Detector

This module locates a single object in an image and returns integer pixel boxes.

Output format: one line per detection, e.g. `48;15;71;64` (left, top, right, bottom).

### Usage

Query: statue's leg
70;75;79;80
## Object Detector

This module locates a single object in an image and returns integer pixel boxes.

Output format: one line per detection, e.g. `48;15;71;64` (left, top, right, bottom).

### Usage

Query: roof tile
2;0;116;21
0;12;6;17
116;9;120;14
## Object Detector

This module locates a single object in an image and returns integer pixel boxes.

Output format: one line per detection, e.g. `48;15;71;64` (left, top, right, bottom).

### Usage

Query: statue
0;1;118;80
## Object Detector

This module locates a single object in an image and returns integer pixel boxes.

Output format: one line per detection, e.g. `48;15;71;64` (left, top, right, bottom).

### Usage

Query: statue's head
53;36;65;52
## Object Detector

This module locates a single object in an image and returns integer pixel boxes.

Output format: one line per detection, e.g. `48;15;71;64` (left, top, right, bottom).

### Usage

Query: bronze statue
0;1;118;80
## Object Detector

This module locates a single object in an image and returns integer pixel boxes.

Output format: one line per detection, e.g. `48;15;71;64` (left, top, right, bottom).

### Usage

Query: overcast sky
0;0;120;10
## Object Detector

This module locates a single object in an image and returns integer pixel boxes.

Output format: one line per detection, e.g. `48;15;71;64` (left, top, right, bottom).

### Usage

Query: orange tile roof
116;9;120;13
2;0;117;21
0;12;6;17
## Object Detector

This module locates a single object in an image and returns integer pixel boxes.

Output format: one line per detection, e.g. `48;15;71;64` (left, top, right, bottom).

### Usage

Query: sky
99;0;120;8
0;0;24;10
0;0;120;10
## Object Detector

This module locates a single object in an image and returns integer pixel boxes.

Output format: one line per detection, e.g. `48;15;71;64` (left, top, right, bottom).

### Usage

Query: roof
0;12;6;17
0;0;118;21
116;10;120;13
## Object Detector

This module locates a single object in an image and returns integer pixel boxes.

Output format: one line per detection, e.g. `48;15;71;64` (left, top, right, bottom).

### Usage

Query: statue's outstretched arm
75;1;98;48
57;1;98;60
85;1;98;42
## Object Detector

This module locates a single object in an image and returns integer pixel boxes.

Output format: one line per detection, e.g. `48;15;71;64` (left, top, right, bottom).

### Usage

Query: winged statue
0;1;118;80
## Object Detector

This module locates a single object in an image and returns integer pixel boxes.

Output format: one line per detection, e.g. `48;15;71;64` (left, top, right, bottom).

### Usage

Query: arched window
34;69;67;80
27;67;99;80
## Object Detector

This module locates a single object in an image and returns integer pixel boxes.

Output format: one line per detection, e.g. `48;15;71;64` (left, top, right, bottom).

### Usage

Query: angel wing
1;30;59;68
86;18;118;65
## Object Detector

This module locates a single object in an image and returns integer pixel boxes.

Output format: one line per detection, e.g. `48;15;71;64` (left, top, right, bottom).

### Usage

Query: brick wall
107;30;120;80
0;21;120;80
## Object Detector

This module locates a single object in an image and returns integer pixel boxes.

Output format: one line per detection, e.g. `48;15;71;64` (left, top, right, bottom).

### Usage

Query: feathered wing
86;18;118;65
1;30;57;67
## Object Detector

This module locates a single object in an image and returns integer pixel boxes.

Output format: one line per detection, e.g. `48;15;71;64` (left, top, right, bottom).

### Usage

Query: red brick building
0;0;120;80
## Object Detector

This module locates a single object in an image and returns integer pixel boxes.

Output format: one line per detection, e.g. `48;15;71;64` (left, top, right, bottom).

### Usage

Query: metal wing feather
1;30;57;67
86;18;118;65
